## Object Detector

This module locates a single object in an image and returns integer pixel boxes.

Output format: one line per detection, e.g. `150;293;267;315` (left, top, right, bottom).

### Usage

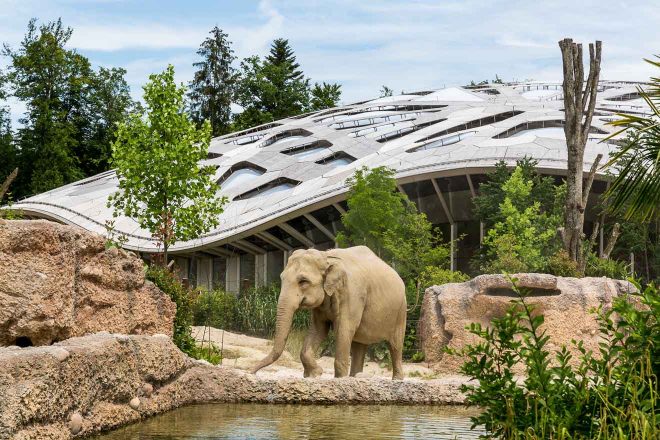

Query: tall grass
449;279;658;439
193;285;310;338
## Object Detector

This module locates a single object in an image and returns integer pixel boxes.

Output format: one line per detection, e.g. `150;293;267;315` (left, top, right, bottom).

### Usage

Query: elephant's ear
323;259;346;297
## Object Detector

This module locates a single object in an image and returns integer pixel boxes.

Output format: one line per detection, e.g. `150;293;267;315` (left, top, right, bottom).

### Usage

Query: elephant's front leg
334;320;355;378
301;313;329;378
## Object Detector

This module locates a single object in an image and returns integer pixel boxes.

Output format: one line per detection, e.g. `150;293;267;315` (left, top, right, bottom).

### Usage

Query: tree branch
602;223;620;260
582;153;603;208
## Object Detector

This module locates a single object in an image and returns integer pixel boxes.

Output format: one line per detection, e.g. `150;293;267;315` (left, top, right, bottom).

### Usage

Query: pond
93;403;484;439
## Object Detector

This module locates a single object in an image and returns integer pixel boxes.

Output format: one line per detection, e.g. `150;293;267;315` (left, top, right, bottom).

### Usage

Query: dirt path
192;326;448;380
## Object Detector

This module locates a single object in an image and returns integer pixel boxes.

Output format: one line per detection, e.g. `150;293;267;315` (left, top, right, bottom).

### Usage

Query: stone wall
419;273;637;373
0;220;175;346
0;333;466;439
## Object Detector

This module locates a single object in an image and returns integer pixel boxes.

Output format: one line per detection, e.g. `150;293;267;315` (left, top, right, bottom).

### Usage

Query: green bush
193;289;238;330
188;342;223;365
586;253;630;279
449;278;659;439
146;266;196;355
545;249;580;277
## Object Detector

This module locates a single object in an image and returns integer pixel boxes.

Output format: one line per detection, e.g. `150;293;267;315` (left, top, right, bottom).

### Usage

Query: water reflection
93;403;483;440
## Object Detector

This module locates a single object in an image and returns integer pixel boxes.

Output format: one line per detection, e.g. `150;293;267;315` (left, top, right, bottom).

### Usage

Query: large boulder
419;273;637;373
0;219;175;346
0;333;466;438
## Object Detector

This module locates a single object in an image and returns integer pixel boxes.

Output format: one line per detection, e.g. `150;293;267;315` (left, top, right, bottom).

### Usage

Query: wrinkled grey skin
251;246;407;380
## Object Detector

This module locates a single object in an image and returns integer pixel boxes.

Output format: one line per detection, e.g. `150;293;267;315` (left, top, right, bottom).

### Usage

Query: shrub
146;265;196;355
193;289;238;330
586;253;630;279
188;342;223;365
449;278;659;439
420;266;470;287
545;249;580;277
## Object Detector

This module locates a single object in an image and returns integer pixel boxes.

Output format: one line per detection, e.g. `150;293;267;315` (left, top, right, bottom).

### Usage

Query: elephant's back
331;246;406;305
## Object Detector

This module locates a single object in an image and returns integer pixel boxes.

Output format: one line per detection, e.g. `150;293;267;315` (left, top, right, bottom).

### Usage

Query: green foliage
232;38;342;130
188;342;223;365
473;157;559;230
419;266;470;288
188;26;237;136
336;167;407;257
146;266;195;355
108;65;227;259
379;85;393;97
265;38;304;81
3;19;133;197
193;289;238;330
545;250;580;277
585;252;630;279
604;57;660;221
233;54;310;129
480;167;559;273
191;285;309;338
450;279;659;439
310;82;342;111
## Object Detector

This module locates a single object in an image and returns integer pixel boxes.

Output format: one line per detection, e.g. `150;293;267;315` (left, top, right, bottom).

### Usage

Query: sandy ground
191;326;447;380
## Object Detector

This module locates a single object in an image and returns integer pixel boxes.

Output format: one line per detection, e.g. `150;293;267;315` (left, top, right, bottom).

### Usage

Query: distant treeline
0;19;342;198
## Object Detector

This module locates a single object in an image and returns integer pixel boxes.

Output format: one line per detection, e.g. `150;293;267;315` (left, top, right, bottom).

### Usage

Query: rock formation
0;219;175;346
419;273;637;372
0;333;466;439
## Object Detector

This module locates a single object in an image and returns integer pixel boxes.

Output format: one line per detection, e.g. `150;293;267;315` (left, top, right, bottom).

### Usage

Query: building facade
12;82;648;291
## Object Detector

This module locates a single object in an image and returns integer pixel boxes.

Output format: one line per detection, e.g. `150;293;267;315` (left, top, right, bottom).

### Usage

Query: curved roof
13;81;648;252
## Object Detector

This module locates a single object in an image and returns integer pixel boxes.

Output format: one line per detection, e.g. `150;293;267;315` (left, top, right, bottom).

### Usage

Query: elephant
251;246;407;380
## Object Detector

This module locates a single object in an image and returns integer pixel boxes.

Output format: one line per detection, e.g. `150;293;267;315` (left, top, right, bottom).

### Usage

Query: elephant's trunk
250;293;297;374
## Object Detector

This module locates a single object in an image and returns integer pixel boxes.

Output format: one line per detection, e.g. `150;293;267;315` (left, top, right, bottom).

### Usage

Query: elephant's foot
303;365;324;378
391;371;404;380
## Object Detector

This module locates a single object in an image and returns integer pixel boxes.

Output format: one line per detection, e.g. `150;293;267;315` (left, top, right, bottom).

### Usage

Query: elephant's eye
298;278;310;288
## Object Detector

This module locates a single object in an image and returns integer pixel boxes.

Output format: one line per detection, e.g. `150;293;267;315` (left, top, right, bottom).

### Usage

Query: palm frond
603;56;660;221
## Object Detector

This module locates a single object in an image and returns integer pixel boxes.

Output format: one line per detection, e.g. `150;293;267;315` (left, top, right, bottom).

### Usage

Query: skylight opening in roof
375;117;448;143
416;110;524;143
349;120;415;138
315;151;357;167
407;131;476;152
232;134;265;145
220;168;264;190
607;92;642;101
222;122;281;140
290;147;329;159
256;183;296;197
494;119;606;139
511;127;565;139
259;128;313;148
271;135;305;146
233;177;300;201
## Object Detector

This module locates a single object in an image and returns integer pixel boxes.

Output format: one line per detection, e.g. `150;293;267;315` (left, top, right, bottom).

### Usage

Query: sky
1;0;659;125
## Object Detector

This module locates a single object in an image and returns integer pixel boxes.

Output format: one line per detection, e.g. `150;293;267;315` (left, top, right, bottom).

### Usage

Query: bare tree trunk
558;38;602;270
0;168;18;202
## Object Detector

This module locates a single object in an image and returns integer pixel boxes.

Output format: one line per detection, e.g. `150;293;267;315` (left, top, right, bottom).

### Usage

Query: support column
432;178;457;271
466;174;484;245
450;223;457;272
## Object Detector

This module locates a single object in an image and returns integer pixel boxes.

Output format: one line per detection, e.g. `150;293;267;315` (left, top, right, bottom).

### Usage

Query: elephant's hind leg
389;308;406;380
350;342;367;377
301;315;329;378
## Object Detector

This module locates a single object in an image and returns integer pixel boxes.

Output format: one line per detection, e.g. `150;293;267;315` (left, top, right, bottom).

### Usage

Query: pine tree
310;82;341;110
265;38;303;81
188;26;237;137
3;19;133;196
